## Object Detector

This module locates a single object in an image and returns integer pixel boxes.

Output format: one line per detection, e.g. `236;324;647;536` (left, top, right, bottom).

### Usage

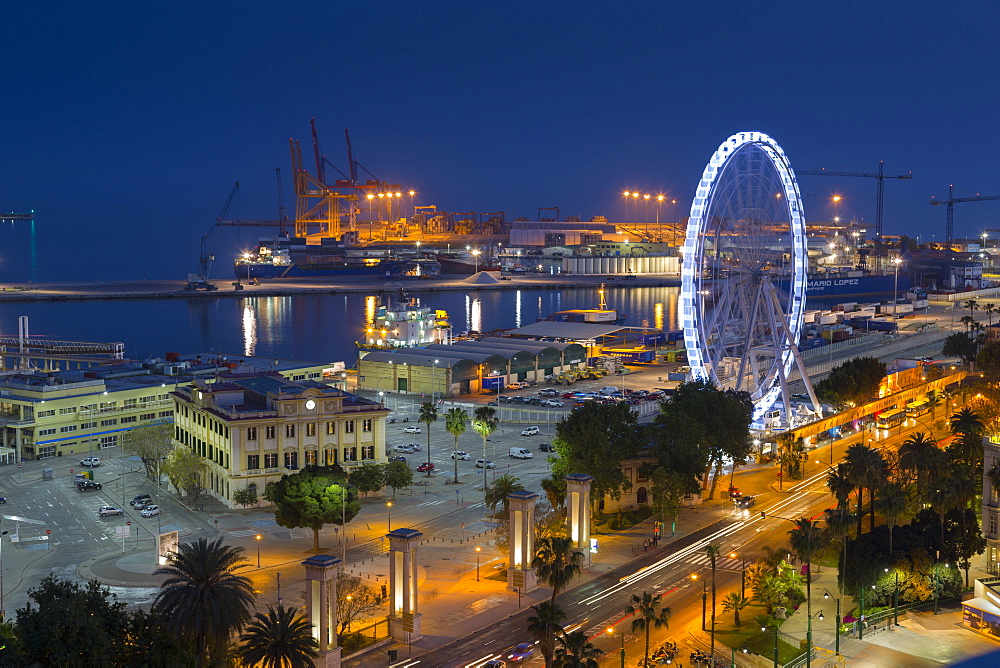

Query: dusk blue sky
2;1;998;282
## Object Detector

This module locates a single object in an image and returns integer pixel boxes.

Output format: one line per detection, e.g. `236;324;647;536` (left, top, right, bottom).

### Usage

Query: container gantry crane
186;181;240;290
797;162;913;262
930;185;1000;248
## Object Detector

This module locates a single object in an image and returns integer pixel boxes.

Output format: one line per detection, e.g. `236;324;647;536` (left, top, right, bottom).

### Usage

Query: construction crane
930;185;1000;247
216;168;289;234
797;162;913;250
186;181;240;291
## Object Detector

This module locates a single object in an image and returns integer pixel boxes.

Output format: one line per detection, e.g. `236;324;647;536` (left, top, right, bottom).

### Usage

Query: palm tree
485;474;526;516
823;507;854;594
721;592;750;627
472;406;498;491
706;543;720;656
899;432;940;506
825;463;854;511
418;401;438;477
985;302;997;327
540;475;567;510
965;299;980;320
625;590;671;667
788;518;826;630
758;545;793;574
153;537;255;665
553;630;605;667
526;601;566;667
532;536;585;603
237;605;318;668
844;443;887;535
445;407;468;483
875;482;909;558
950;407;984;438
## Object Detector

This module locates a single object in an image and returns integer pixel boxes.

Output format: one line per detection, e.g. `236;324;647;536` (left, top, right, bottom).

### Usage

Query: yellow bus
906;398;931;418
876;409;907;429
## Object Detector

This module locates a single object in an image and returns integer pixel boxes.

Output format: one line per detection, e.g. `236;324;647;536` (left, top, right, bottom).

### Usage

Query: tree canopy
814;356;886;408
550;402;643;501
119;420;173;482
162;446;207;505
349;462;386;496
263;466;359;550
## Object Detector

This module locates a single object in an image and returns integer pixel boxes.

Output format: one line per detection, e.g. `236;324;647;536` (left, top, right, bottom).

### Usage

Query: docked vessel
435;252;501;275
805;271;911;298
234;236;440;280
537;284;627;325
356;294;452;352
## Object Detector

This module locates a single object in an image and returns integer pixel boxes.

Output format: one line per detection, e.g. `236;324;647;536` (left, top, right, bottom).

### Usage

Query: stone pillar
387;528;423;641
303;554;342;668
565;473;594;567
507;490;539;592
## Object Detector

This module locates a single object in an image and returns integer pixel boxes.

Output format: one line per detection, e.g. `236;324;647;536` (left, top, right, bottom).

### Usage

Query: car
538;443;553;452
544;400;565;407
403;425;421;434
561;393;576;399
416;462;435;472
484;660;507;668
728;485;742;499
130;494;152;506
677;365;692;373
521;426;539;436
407;442;422;451
506;383;523;390
77;480;103;491
388;456;407;463
394;444;415;453
507;643;535;662
140;505;161;518
451;451;471;460
98;505;123;517
80;457;101;467
538;388;559;397
475;459;496;469
735;495;756;509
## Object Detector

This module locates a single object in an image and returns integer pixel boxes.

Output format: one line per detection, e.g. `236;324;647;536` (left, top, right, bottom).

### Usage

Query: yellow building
172;374;389;508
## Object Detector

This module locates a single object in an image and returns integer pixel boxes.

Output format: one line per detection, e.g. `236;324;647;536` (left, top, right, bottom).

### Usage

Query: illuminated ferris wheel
680;131;818;426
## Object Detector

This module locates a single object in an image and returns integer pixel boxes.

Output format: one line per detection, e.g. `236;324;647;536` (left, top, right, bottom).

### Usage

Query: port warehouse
356;322;660;397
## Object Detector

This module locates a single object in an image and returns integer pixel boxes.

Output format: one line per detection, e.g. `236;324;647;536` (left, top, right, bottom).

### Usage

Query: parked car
507;643;535;662
521;426;540;436
538;443;553;452
416;462;435;472
98;505;123;517
538;388;559;397
130;494;152;507
140;505;160;518
475;459;496;469
509;447;533;459
451;451;471;460
80;457;101;467
407;442;422;451
403;425;421;434
77;480;103;492
388;456;407;463
394;444;416;453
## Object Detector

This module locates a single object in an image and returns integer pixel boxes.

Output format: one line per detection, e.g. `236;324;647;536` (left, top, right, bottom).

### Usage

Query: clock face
305;399;316;411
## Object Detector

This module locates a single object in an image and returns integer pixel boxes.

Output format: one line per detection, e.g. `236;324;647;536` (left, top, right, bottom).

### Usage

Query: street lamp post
0;529;8;620
606;627;625;668
692;573;707;631
255;533;262;568
472;249;481;274
387;501;393;532
475;546;481;581
892;256;902;317
763;624;778;668
806;611;824;668
276;571;282;606
885;567;899;625
824;589;841;656
730;552;747;598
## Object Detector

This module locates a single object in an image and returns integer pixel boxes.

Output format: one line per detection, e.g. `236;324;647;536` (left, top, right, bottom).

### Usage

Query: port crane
930;185;1000;247
186;181;240;291
797;162;913;262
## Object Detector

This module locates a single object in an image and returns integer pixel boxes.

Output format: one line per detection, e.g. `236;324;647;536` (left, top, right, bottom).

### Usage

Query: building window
361;445;375;460
284;452;298;470
121;416;137;424
38;445;56;458
636;487;648;505
306;423;316;437
100;435;117;448
362;419;373;432
247;427;258;441
325;448;336;466
80;422;96;429
247;454;260;470
60;425;78;433
305;450;317;466
38;410;55;418
345;421;355;434
266;425;276;439
326;421;336;435
343;447;357;462
58;407;77;415
140;413;156;421
158;410;171;418
285;424;296;438
124;399;137;408
101;419;117;427
264;453;278;469
992;514;998;536
37;428;56;436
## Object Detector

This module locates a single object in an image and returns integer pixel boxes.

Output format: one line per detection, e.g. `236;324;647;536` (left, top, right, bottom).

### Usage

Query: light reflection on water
1;286;682;366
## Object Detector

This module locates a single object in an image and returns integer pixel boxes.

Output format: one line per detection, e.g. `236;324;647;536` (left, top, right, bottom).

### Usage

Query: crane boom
797;162;913;255
930;185;1000;246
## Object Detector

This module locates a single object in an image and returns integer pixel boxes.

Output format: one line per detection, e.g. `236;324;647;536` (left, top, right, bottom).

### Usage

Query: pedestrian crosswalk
229;529;260;538
416;499;448;507
685;553;744;571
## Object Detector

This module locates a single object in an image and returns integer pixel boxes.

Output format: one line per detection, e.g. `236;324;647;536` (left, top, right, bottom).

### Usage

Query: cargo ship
805;271;911;298
435;251;501;275
537;284;627;325
234;236;440;280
